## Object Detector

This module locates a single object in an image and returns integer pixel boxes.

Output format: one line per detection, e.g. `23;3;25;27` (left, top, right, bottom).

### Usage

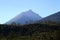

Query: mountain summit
6;10;42;24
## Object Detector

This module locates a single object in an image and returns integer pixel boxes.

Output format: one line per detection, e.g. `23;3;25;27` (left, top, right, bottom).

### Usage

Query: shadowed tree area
0;21;60;40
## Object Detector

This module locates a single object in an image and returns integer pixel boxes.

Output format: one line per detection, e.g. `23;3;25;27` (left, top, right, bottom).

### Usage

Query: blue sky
0;0;60;24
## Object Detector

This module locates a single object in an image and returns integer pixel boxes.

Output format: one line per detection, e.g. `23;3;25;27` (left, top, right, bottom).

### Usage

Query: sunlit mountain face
6;10;42;24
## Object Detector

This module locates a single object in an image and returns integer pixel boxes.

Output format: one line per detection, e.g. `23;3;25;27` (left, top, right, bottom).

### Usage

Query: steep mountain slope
6;10;42;24
39;11;60;23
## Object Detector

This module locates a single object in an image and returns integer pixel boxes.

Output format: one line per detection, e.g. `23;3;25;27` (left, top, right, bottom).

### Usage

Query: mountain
39;11;60;23
6;10;42;24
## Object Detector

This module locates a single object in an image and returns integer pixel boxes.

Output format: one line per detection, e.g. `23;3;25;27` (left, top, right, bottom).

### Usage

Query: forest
0;21;60;40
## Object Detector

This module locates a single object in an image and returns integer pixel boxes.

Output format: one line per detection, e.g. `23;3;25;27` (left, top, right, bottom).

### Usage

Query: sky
0;0;60;24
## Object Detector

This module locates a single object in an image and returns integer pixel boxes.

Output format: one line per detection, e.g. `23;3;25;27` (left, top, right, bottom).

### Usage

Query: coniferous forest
0;21;60;40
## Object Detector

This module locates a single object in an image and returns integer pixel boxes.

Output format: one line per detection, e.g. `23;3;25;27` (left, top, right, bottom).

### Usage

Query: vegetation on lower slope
0;21;60;40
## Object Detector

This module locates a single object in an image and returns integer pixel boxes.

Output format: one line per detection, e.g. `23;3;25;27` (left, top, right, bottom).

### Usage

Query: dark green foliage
0;21;60;40
53;30;60;40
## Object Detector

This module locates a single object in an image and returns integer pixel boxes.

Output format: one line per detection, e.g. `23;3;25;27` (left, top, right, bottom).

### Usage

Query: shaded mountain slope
39;11;60;23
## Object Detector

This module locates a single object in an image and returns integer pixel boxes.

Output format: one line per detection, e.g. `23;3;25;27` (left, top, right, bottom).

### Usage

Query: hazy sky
0;0;60;24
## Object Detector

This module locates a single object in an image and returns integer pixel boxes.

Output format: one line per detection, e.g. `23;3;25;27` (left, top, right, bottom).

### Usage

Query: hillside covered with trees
0;21;60;40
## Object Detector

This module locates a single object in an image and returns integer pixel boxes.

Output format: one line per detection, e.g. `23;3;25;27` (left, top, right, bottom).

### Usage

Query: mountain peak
27;9;33;12
26;10;34;14
6;10;42;24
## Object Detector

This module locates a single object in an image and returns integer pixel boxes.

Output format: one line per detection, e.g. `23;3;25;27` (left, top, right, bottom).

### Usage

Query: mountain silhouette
39;11;60;23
